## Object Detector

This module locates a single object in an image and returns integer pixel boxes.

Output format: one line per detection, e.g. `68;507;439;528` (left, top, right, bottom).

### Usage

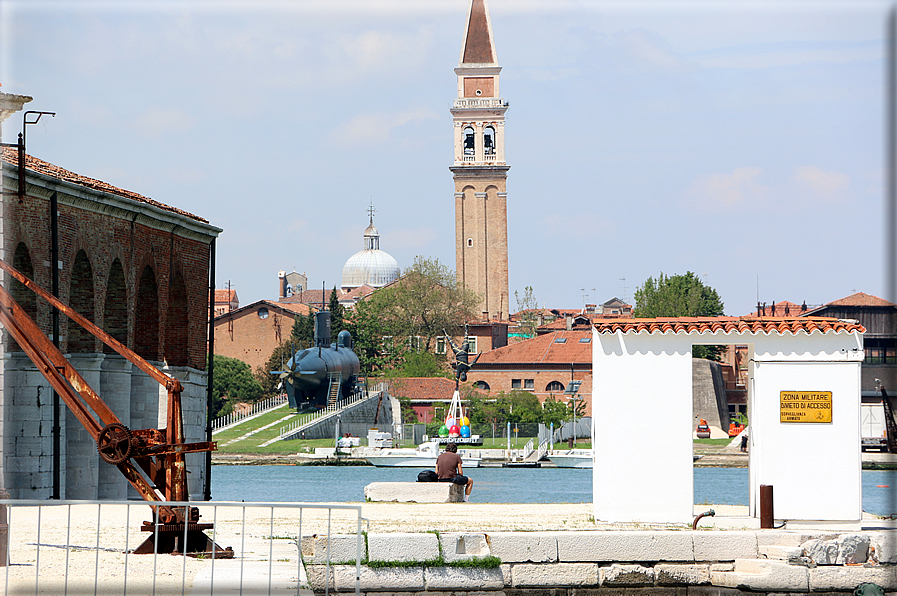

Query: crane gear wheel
97;423;133;465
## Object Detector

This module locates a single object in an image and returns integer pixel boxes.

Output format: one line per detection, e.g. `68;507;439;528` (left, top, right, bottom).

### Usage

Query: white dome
341;211;400;289
342;249;400;289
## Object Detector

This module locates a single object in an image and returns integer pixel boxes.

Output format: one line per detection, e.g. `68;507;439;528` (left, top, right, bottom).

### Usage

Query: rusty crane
0;258;231;557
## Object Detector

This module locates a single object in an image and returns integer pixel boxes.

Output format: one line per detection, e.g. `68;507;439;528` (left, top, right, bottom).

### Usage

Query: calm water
209;465;897;516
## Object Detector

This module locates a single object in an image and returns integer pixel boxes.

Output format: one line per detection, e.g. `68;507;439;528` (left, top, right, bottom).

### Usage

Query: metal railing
1;499;363;596
212;394;288;433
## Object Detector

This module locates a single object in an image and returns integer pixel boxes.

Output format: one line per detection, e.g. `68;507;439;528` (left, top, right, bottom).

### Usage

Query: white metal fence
272;384;389;444
0;499;363;596
212;395;288;433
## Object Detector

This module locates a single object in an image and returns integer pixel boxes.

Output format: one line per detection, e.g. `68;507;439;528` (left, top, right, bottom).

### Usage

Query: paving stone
488;532;558;563
693;532;758;561
601;564;655;586
439;532;491;563
424;566;504;590
654;564;711;586
870;531;897;564
759;545;804;562
511;563;599;587
310;534;364;564
557;531;693;562
710;563;735;572
367;532;440;563
711;558;808;592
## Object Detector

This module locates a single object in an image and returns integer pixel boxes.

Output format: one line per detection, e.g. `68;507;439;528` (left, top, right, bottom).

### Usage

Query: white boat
548;448;593;468
365;441;482;468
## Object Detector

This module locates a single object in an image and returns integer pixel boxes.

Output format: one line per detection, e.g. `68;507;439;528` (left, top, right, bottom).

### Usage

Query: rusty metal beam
0;258;182;394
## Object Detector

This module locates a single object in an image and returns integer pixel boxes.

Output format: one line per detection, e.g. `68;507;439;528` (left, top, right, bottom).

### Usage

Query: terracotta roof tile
825;292;894;307
214;289;237;302
475;330;593;365
390;377;485;401
593;316;865;336
2;148;207;223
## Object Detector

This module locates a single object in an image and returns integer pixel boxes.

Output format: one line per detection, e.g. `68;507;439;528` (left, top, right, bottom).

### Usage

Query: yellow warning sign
780;391;832;423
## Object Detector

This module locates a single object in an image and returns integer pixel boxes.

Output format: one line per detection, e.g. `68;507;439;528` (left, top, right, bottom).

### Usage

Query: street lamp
564;380;582;447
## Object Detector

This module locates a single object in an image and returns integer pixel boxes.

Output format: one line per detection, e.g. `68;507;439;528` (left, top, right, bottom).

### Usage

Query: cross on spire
367;201;376;224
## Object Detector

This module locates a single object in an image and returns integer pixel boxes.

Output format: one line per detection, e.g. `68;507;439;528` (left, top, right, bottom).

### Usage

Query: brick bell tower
451;0;510;321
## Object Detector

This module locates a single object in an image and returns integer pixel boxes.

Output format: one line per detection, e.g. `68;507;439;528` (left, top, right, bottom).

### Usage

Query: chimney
566;313;573;331
278;270;286;300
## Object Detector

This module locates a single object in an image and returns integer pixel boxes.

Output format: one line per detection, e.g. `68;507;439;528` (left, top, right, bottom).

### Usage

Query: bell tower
451;0;510;321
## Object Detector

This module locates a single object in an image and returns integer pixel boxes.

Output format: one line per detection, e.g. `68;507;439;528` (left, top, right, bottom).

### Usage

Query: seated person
435;442;473;502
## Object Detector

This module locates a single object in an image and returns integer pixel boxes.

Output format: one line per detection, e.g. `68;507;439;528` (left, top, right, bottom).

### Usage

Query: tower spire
460;0;497;65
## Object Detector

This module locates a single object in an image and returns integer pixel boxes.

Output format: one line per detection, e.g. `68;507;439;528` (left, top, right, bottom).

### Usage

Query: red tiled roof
390;377;485;401
592;317;865;335
215;289;237;302
279;302;314;315
280;289;328;307
475;330;593;365
2;148;207;223
826;292;894;308
746;301;810;317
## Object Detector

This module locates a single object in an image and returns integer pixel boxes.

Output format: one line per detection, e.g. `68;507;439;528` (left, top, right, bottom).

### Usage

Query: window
546;381;564;392
865;338;897;364
463;126;475;156
408;336;423;351
511;379;521;389
466;336;477;354
524;379;534;390
484;126;495;155
467;238;473;247
258;307;269;319
474;380;490;391
436;336;446;355
579;337;591;343
554;337;567;343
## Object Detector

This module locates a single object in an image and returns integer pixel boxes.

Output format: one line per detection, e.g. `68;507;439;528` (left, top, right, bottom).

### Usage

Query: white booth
591;317;864;525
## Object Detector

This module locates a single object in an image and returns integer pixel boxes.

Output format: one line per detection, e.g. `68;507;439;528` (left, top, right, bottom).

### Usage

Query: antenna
620;278;628;304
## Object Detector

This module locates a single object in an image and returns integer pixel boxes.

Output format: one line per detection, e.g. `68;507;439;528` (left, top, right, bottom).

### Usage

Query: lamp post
564;380;582;448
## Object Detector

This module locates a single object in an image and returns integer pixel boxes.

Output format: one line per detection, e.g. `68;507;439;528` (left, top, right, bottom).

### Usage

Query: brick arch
135;265;160;361
164;263;189;366
102;258;128;353
546;380;564;393
8;242;36;351
68;249;96;353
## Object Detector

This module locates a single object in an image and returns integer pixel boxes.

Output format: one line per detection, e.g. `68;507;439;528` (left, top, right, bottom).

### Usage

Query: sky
0;0;892;316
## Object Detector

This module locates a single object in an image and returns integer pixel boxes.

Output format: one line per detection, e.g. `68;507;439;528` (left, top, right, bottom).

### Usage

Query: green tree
351;256;480;372
633;271;725;360
398;351;444;378
541;394;569;427
507;391;542;423
328;287;347;344
212;354;263;418
255;311;316;397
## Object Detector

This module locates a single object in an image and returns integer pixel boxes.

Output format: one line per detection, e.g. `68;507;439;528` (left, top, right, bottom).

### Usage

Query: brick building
214;288;239;316
0;94;221;499
468;329;593;415
214;300;315;372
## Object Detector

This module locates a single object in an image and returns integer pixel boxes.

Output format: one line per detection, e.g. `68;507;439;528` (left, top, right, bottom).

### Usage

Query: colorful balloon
460;425;471;438
446;418;456;428
449;425;461;436
460;416;470;427
438;424;449;437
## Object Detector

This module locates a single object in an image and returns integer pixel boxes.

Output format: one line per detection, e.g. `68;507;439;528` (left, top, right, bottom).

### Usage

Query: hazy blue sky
1;0;890;316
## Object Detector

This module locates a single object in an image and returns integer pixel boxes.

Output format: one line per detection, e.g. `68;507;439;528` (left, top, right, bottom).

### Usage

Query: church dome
341;212;400;290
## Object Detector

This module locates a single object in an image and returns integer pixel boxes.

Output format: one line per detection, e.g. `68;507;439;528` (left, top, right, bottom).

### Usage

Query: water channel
209;465;897;517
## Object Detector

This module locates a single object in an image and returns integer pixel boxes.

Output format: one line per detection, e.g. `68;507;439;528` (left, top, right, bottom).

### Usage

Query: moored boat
365;441;482;468
548;448;593;468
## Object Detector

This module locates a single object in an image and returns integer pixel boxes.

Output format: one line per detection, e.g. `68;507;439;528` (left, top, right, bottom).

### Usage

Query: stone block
710;563;735;573
655;564;711;586
802;534;869;565
756;531;832;547
364;482;463;503
711;558;808;592
425;566;504;590
367;532;440;563
309;534;365;564
324;564;425;592
870;531;897;564
500;563;512;586
687;587;747;596
693;532;758;561
759;545;804;562
511;563;599;587
439;532;491;563
488;532;558;563
557;531;693;562
601;564;655;587
809;566;897;591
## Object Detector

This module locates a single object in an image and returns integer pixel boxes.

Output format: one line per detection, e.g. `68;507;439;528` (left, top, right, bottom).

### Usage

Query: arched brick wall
68;250;96;353
103;258;128;353
135;265;159;361
8;242;36;351
165;265;189;366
